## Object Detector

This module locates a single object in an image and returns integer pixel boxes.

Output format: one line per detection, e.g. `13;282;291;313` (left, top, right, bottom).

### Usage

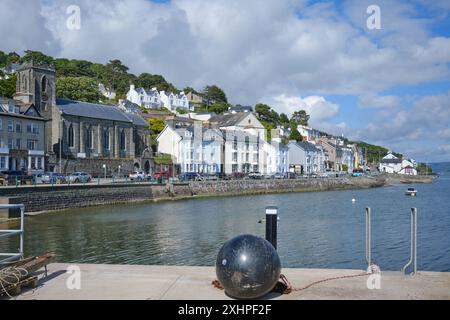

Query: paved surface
8;263;450;300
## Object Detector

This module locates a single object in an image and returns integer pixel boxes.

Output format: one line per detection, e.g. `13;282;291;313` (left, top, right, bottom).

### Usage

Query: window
0;156;6;169
86;127;93;150
30;157;36;169
232;152;238;162
16;139;21;149
27;123;40;134
233;136;238;150
120;129;126;151
28;139;37;150
0;119;2;130
16;121;21;133
8;120;14;132
245;136;249;150
8;138;13;149
103;127;109;150
41;76;47;93
37;157;42;169
0;138;3;148
8;104;14;113
68;124;74;147
232;164;238;173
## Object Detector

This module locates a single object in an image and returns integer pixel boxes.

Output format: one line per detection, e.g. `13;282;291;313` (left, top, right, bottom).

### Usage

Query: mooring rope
0;266;29;299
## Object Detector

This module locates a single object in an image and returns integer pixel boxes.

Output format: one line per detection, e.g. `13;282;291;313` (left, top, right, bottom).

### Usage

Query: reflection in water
1;173;450;271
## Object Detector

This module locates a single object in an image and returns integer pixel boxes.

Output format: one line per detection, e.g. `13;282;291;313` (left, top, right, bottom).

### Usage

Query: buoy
215;234;281;299
352;198;356;203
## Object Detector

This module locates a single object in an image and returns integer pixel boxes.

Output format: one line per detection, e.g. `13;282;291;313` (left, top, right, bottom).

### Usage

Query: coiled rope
0;266;29;298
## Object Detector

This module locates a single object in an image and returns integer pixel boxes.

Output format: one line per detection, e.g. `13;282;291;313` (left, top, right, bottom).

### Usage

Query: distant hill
430;162;450;174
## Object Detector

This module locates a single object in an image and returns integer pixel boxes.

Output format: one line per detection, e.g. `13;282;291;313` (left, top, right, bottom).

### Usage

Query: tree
0;74;17;98
135;73;178;93
20;50;54;65
56;76;102;102
417;163;433;175
291;110;310;126
148;117;166;135
183;86;198;94
176;108;189;115
279;113;289;125
203;85;227;103
208;101;229;114
289;124;303;142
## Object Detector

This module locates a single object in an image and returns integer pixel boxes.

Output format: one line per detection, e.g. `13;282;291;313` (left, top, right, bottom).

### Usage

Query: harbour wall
0;176;387;216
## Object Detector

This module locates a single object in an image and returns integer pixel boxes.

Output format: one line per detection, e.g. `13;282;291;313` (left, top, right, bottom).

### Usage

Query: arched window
68;124;74;148
86;127;93;150
103;128;110;150
41;76;47;93
120;129;126;151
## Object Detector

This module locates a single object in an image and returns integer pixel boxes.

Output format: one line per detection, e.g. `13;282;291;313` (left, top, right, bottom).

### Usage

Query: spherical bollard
216;234;281;299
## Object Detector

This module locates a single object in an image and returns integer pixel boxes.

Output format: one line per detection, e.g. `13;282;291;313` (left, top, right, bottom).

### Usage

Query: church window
68;124;74;148
120;129;126;151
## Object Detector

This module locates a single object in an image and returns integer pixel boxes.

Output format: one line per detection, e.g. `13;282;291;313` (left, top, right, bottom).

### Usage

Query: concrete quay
9;263;450;300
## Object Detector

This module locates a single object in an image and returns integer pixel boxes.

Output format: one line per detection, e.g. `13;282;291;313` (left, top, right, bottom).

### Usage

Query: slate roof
209;113;249;127
380;158;402;164
290;141;321;152
229;105;253;113
56;98;147;126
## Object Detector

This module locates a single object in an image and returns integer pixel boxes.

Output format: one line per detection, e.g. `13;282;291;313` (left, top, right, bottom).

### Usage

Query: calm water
2;170;450;271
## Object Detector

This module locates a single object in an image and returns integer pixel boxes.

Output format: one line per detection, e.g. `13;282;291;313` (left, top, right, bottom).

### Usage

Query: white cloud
270;94;339;125
358;94;401;108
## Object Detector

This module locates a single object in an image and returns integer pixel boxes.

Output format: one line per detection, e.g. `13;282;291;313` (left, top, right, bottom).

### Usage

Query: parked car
230;172;246;180
248;172;263;179
214;172;229;180
129;171;146;181
42;172;67;184
67;172;92;183
273;172;286;179
178;172;203;181
0;170;33;185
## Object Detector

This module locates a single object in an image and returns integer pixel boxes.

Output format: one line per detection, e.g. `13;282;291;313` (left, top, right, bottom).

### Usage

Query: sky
0;0;449;162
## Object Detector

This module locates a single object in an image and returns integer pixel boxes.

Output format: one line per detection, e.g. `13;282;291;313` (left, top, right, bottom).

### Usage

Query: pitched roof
209;113;249;127
380;159;402;164
289;141;321;152
56;98;147;126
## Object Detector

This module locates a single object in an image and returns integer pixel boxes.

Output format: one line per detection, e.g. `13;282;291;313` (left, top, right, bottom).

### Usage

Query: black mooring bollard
265;206;278;250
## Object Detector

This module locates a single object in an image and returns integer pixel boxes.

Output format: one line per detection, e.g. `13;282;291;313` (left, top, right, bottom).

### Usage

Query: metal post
365;207;371;267
19;205;24;258
402;208;418;275
265;206;278;249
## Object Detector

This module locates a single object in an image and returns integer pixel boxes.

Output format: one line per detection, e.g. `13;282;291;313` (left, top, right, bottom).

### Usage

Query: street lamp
102;164;106;179
59;116;63;174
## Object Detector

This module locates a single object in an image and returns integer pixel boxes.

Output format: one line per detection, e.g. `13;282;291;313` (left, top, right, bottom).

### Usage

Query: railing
0;204;25;265
365;207;372;268
402;208;418;275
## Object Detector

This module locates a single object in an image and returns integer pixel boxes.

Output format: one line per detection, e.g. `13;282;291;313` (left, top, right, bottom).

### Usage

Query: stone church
13;60;153;176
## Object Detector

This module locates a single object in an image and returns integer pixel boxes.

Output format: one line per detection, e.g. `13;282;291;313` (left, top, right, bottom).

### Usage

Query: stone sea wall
0;176;387;217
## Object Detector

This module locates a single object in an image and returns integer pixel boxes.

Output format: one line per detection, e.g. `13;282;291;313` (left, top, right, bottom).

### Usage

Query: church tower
14;60;60;155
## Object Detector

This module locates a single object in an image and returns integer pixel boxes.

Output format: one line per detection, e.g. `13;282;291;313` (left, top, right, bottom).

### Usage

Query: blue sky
1;0;449;161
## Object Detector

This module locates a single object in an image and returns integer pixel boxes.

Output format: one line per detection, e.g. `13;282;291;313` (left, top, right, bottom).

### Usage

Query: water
2;170;450;271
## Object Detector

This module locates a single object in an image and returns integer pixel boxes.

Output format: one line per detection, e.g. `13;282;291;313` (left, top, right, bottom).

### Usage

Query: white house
98;83;116;100
126;85;162;109
160;91;192;112
263;139;289;175
340;146;354;173
297;125;321;144
157;121;203;173
287;141;325;175
209;113;267;174
202;128;224;173
379;153;417;175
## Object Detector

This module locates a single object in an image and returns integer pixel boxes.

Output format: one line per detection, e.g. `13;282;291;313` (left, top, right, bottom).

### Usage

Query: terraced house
0;97;46;174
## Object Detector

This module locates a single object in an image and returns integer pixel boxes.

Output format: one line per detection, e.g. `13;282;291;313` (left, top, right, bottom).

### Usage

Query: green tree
176;108;189;115
289;124;303;142
135;73;178;93
0;74;17;98
56;76;102;102
0;51;7;68
208;101;230;114
203;85;227;103
291;110;310;126
148;117;166;135
279;113;289;125
416;163;433;175
183;86;198;94
20;50;54;65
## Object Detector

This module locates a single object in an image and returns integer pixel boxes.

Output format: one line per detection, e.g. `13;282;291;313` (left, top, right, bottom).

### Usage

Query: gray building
12;60;152;175
288;141;325;175
0;97;46;174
